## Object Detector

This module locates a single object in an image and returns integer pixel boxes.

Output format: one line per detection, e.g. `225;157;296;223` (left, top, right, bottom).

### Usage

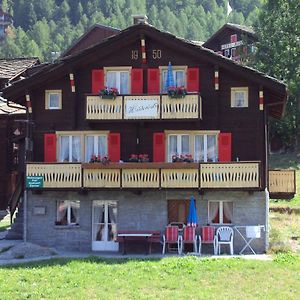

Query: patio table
234;225;265;255
117;233;153;255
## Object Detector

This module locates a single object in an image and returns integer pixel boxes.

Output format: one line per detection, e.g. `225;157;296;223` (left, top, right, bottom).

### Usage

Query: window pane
106;72;116;89
69;200;80;224
120;72;129;94
72;136;81;162
207;135;217;162
169;135;178;161
49;93;59;108
175;70;185;87
57;201;68;224
162;70;167;93
195;135;204;162
181;135;190;155
60;136;69;162
223;202;233;224
209;202;220;224
56;200;80;225
235;92;245;107
85;136;94;162
98;136;107;157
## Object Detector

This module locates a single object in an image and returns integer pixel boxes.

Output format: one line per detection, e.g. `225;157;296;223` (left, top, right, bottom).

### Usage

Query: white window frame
104;66;132;94
194;134;218;162
208;200;233;225
85;134;108;162
45;90;62;110
58;134;82;162
159;65;187;93
56;200;80;225
231;87;248;108
167;134;190;162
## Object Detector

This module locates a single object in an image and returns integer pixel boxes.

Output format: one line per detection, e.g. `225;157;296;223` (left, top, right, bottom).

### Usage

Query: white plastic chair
215;226;234;255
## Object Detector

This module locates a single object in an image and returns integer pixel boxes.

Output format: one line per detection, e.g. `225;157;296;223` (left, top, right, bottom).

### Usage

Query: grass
0;255;300;299
0;213;10;232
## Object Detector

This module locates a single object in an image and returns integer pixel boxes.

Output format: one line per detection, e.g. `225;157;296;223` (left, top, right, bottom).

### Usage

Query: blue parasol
165;61;175;91
187;196;198;227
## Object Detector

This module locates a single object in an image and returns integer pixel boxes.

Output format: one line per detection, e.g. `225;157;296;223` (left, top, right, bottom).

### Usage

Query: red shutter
153;132;165;162
92;69;104;94
218;133;232;162
147;68;160;94
187;68;199;92
44;133;56;162
108;133;120;162
131;68;143;94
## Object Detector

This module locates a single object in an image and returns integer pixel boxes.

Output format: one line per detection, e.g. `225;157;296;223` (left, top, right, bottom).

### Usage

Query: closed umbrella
187;196;198;227
165;61;175;91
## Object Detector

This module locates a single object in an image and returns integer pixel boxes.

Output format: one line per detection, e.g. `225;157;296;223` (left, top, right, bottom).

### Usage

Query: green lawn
0;255;299;300
0;214;10;232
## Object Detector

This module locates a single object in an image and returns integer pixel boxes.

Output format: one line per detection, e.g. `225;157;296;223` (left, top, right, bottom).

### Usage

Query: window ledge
54;224;80;229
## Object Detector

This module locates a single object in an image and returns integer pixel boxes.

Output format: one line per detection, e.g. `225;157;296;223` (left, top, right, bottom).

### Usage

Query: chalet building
203;23;257;63
2;19;294;253
0;7;12;40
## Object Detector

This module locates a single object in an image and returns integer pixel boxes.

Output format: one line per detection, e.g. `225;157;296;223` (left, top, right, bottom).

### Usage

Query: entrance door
92;200;118;251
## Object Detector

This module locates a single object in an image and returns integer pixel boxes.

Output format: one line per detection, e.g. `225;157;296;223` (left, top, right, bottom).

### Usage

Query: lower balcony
26;162;262;190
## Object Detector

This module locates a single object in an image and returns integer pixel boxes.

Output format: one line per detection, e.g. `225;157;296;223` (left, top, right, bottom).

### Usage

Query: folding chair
199;226;217;255
162;226;182;254
181;226;197;253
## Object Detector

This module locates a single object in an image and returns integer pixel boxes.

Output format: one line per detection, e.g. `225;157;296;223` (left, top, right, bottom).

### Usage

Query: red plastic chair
181;226;197;253
199;226;217;255
162;226;182;254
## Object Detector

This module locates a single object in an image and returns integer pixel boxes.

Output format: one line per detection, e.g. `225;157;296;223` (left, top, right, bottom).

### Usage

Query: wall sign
221;40;243;50
125;99;159;119
26;176;44;188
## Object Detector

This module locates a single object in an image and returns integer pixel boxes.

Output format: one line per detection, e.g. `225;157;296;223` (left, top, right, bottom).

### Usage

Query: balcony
26;162;262;190
86;93;201;121
268;170;296;199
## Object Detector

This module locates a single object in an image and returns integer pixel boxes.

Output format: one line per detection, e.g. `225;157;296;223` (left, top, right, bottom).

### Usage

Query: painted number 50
152;49;162;59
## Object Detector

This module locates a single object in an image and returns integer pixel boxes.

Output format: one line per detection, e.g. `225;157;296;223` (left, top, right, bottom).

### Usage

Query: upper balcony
86;93;201;121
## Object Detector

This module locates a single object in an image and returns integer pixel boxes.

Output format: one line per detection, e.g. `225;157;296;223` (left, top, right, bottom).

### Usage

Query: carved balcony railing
26;163;81;188
86;93;201;121
268;170;296;198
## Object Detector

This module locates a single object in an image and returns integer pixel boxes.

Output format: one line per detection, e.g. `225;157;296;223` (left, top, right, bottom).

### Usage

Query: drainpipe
265;188;269;252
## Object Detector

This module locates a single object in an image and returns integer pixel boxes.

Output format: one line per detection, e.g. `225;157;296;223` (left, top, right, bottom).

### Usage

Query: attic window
45;90;62;110
231;87;248;108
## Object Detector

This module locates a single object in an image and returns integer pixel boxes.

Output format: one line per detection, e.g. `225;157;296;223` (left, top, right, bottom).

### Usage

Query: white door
92;200;119;251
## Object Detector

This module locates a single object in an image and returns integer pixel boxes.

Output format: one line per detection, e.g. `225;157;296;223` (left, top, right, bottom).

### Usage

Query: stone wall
26;189;268;253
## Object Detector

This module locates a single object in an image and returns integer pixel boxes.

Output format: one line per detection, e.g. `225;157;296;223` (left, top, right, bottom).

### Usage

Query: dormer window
231;87;248;108
45;90;62;110
104;67;131;94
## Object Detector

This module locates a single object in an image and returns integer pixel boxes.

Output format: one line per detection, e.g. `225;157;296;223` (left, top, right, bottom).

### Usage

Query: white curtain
98;136;108;157
169;135;177;161
120;72;129;94
209;202;219;224
181;135;190;155
106;72;116;90
107;202;117;241
70;200;80;224
57;201;67;224
207;135;217;162
195;135;204;162
175;70;185;87
93;202;105;241
60;136;69;162
162;70;167;93
223;202;233;223
85;136;94;162
235;91;244;107
72;136;81;162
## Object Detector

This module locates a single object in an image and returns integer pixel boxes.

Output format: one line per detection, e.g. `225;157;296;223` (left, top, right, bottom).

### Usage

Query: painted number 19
152;49;162;59
131;50;139;60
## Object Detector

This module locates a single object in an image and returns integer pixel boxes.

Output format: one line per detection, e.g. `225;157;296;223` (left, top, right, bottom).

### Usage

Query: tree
253;0;300;148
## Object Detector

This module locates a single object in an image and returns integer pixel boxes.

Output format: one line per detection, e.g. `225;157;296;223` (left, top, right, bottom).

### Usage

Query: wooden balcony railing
26;163;81;188
26;162;262;190
86;93;201;121
268;170;296;196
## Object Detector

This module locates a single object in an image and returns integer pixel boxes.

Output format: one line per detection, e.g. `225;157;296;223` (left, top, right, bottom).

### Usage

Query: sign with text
26;176;44;189
125;99;159;119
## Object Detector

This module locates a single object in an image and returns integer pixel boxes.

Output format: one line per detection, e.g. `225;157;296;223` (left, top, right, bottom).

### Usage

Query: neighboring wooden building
203;23;257;63
3;20;292;253
0;7;12;40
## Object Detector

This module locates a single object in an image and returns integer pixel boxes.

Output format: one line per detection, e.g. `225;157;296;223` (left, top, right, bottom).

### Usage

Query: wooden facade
2;22;287;196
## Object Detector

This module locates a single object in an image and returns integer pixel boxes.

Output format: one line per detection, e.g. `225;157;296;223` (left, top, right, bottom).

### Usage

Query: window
104;67;131;94
85;135;108;162
59;135;81;162
45;90;62;110
224;49;230;58
231;87;248;108
56;200;80;225
160;66;187;93
166;131;219;162
230;34;237;43
208;201;233;224
195;134;218;162
168;134;190;162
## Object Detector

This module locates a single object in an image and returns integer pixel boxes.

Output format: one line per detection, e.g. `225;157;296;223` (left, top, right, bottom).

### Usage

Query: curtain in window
85;136;94;162
57;201;68;224
209;202;219;224
60;136;69;162
98;136;107;157
175;71;185;87
235;92;244;107
169;135;177;161
162;70;167;93
223;202;233;223
181;135;190;155
69;201;80;224
72;136;81;162
195;135;204;162
93;202;105;241
106;72;116;90
120;72;129;94
207;135;217;162
107;201;117;241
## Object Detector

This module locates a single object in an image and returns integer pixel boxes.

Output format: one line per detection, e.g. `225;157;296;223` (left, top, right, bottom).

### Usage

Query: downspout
264;91;269;252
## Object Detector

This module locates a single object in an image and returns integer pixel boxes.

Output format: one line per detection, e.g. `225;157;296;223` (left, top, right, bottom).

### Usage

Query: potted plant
168;86;187;99
138;154;149;162
99;87;119;99
129;154;139;162
183;154;194;163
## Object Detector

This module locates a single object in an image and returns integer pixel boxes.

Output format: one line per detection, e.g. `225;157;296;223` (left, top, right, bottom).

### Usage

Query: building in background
0;7;12;40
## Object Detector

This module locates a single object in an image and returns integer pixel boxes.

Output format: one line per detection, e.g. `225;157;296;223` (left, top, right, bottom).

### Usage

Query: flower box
168;86;187;99
99;87;119;99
